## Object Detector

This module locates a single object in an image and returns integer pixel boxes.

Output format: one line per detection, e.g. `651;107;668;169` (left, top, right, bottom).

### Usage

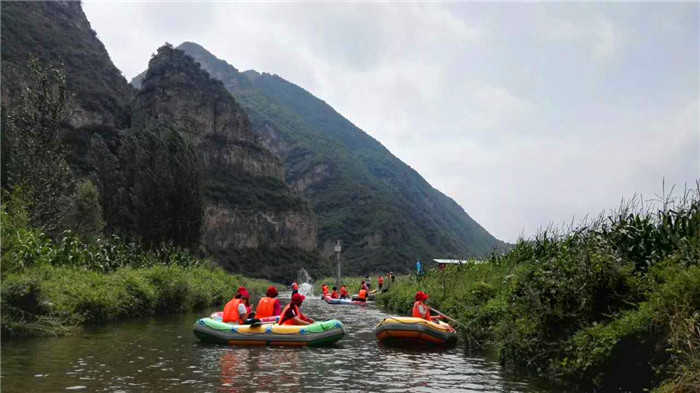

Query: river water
2;294;550;392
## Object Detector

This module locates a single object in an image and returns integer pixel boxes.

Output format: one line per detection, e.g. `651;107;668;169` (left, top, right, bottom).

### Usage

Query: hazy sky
83;1;699;243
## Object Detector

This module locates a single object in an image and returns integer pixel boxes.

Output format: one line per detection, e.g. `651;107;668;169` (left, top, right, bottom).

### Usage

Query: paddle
430;307;470;329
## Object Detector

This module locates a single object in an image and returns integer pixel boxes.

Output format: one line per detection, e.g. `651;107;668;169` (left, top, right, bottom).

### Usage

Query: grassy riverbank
1;195;276;338
378;191;699;393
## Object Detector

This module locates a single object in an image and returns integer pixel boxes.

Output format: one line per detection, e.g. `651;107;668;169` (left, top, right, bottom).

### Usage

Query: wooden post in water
334;240;342;290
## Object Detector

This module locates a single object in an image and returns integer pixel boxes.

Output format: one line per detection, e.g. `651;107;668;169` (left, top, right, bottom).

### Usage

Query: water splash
297;268;313;296
299;283;313;297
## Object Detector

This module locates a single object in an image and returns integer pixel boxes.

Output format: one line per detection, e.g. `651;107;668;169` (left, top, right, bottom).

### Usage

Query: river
2;294;550;392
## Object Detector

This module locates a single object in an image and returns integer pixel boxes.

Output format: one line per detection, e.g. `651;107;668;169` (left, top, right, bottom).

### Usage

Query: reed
377;183;699;392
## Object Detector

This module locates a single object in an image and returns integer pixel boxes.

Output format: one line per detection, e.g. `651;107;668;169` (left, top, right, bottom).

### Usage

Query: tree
2;59;76;237
62;179;105;240
119;126;203;248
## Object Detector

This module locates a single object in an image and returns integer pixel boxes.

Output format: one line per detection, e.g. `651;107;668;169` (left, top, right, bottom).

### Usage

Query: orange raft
374;316;457;347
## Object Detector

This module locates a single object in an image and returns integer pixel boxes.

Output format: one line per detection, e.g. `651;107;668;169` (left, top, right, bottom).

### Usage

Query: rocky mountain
1;2;324;282
1;1;133;129
133;45;321;279
134;42;507;274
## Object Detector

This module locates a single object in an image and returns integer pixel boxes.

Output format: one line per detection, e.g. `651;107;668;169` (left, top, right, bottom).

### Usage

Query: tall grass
377;185;699;393
1;191;277;338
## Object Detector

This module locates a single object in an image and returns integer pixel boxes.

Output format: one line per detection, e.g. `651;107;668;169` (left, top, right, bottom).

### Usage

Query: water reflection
2;296;549;393
217;347;302;393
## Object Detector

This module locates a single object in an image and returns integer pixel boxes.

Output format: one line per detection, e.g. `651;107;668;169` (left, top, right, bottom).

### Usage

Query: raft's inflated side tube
351;294;376;301
374;316;457;347
193;318;345;347
323;296;366;305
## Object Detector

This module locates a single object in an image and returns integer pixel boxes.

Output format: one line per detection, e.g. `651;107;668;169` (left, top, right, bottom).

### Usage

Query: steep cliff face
133;46;282;181
1;0;135;240
2;3;324;281
134;46;321;280
1;1;133;129
143;42;508;274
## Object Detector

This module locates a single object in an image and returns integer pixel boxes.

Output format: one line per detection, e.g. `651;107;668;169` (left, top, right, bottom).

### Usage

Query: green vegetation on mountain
2;2;322;283
378;190;699;393
153;42;507;275
1;1;133;128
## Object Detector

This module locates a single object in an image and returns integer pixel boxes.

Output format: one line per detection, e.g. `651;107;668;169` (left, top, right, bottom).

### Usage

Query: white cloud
82;1;699;242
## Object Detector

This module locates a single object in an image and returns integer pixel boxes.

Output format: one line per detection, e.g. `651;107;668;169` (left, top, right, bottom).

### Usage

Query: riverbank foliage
378;188;699;393
1;192;275;338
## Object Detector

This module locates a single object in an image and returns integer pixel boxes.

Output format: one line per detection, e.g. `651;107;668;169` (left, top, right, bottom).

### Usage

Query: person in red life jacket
339;285;349;299
321;284;329;298
330;286;339;299
291;282;299;295
357;288;368;302
278;293;314;325
256;286;281;318
378;275;384;291
222;288;250;324
239;287;253;314
412;291;444;322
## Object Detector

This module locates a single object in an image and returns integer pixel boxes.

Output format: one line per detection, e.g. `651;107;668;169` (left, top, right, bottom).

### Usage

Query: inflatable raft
351;294;375;301
193;318;345;346
209;311;279;324
323;295;366;305
374;317;457;346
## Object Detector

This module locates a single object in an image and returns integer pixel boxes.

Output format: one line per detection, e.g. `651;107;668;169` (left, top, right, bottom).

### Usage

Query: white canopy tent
432;259;486;265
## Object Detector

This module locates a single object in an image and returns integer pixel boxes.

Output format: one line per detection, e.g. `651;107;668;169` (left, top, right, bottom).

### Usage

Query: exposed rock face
1;1;133;129
203;206;316;250
133;46;319;280
2;3;323;281
132;47;283;181
145;42;509;274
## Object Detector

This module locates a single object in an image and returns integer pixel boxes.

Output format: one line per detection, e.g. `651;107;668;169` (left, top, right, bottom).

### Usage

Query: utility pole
334;240;342;289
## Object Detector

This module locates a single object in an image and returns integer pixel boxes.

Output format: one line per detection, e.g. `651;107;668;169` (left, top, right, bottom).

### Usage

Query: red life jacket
358;289;367;300
412;300;430;320
331;290;339;299
378;276;384;284
340;287;348;296
256;297;277;318
278;303;304;325
223;298;244;324
322;285;329;295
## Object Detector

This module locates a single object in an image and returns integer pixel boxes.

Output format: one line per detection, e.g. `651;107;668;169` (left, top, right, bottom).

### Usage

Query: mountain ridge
1;3;326;282
133;42;507;274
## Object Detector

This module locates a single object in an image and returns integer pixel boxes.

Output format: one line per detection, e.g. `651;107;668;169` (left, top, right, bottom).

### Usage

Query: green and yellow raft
193;318;345;347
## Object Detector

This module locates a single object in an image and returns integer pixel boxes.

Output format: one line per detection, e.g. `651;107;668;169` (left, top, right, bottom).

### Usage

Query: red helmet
291;293;305;304
415;291;429;301
266;286;278;297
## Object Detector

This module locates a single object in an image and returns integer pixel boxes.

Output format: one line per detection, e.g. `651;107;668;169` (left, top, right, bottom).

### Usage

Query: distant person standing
416;260;423;277
378;275;384;291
